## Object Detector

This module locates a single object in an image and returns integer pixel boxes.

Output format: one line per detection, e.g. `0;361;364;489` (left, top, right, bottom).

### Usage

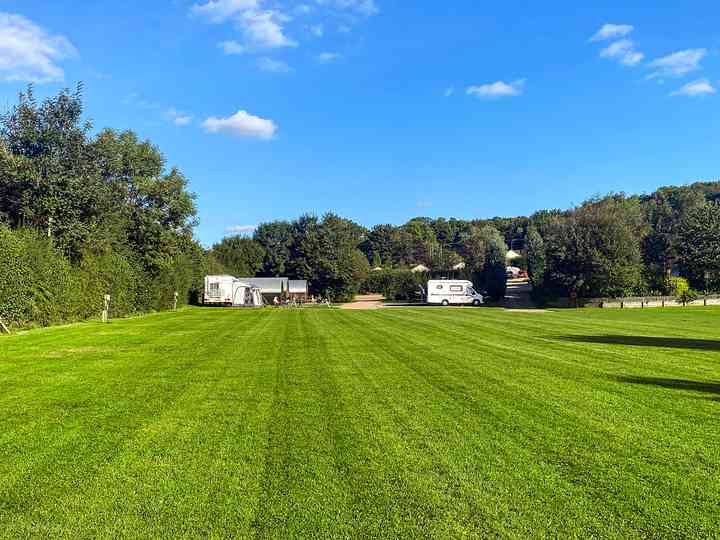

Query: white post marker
102;294;111;323
0;317;10;334
174;291;179;311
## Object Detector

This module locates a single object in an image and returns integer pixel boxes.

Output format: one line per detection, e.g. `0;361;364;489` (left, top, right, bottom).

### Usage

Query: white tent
233;282;264;307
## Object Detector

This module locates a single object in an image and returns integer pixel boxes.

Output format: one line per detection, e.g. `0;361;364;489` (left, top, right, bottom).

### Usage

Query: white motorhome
203;275;263;307
426;279;484;306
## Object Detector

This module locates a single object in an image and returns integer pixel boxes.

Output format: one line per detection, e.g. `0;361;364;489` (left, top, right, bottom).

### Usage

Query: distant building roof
452;262;466;270
289;280;308;294
411;264;430;273
237;277;289;294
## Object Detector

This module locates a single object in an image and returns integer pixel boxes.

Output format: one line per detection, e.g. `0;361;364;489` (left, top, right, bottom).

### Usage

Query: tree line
0;86;205;326
213;186;720;303
2;86;719;328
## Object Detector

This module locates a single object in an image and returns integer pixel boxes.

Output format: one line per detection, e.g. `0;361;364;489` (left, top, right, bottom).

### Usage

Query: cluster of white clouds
590;24;644;66
589;23;714;97
190;0;374;72
0;12;76;83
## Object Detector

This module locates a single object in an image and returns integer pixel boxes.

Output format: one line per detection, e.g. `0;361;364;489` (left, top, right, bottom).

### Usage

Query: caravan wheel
473;299;481;307
441;300;450;306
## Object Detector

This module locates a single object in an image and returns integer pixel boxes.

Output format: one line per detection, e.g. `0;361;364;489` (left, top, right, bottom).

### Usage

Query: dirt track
340;294;385;310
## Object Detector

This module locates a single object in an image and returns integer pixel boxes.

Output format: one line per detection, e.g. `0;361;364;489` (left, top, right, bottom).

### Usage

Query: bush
360;270;395;294
0;227;205;329
361;270;424;301
0;227;33;325
666;277;690;297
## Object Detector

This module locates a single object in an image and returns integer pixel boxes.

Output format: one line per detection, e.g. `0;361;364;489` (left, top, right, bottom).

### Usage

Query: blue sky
1;1;720;245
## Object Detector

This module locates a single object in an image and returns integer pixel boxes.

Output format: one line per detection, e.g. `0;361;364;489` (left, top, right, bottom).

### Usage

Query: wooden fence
548;295;720;309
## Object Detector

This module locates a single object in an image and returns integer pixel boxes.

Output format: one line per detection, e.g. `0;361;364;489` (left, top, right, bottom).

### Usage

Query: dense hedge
0;227;204;329
361;270;426;301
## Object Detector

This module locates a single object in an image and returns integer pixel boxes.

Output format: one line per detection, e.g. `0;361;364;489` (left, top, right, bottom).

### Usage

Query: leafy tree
210;236;265;277
677;201;720;290
361;224;398;267
544;195;646;298
255;221;293;276
481;233;508;301
525;226;545;290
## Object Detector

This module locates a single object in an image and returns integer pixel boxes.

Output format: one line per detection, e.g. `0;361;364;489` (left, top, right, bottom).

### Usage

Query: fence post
621;299;624;309
173;291;179;311
102;294;111;323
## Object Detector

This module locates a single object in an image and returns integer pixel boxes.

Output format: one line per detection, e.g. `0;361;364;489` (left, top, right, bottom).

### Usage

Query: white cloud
219;40;246;54
190;0;259;23
257;57;292;72
600;39;644;66
308;24;324;37
0;12;76;83
240;9;297;49
444;86;455;97
648;48;707;78
467;79;526;99
670;78;716;97
192;2;296;50
590;23;634;42
316;0;379;16
202;110;277;139
225;225;257;234
167;109;193;126
317;52;342;63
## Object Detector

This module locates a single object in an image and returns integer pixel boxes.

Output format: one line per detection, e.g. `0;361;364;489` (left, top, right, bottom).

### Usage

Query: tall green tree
525;226;546;290
677;201;720;291
210;236;266;277
255;221;293;276
544;195;646;298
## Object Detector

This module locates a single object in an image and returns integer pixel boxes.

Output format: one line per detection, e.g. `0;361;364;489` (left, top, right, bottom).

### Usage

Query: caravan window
436;285;444;290
208;282;220;296
450;285;463;292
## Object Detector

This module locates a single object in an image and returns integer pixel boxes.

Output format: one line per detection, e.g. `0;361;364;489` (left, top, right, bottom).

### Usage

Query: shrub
666;277;690;297
360;270;395;294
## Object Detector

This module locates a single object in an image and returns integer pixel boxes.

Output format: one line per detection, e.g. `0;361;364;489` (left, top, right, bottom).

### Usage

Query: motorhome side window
450;285;463;292
209;283;220;294
436;285;444;290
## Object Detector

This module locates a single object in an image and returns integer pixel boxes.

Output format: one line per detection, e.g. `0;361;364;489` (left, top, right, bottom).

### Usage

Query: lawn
0;307;718;538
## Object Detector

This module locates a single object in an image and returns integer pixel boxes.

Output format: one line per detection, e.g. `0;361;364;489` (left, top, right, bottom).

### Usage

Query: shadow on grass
556;335;720;352
613;375;720;396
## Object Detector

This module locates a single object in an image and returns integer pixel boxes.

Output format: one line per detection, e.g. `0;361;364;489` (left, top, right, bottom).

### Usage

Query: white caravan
426;280;484;306
203;275;263;307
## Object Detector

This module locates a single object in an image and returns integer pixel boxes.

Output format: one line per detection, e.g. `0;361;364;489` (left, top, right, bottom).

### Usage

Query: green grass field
1;307;718;538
